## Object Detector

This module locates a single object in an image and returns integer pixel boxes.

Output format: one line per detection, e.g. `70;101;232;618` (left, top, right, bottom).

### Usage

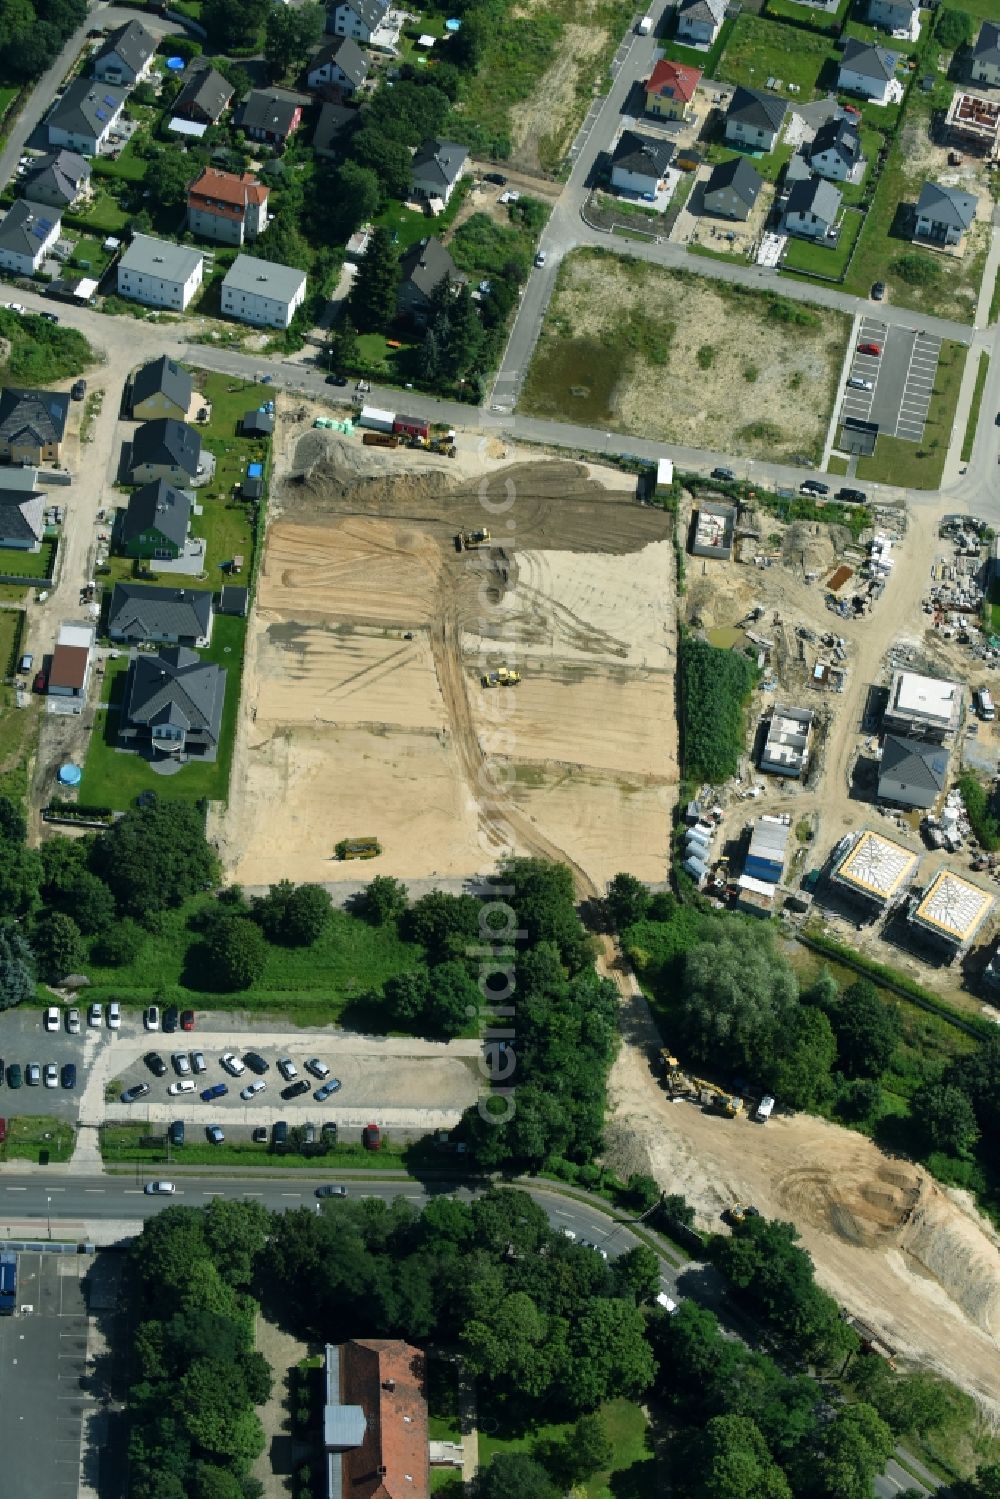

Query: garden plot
520;252;850;464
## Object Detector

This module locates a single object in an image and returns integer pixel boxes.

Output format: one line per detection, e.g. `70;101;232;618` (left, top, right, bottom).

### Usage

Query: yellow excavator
660;1053;743;1117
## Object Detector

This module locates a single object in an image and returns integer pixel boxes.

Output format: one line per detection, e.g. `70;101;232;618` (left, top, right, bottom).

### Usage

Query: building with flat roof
908;868;994;953
745;815;789;884
760;704;814;778
691;501;735;559
48;621;94;701
884;670;961;742
832;828;919;908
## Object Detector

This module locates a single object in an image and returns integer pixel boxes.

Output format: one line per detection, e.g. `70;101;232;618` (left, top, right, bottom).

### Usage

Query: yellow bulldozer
481;666;521;688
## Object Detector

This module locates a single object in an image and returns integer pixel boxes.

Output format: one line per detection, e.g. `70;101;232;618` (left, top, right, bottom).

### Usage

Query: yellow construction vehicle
667;1069;743;1116
480;667;521;688
456;528;491;551
335;837;381;860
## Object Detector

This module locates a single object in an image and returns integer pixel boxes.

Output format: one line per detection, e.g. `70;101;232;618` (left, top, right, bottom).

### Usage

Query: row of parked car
44;1002;121;1032
2;1060;76;1089
120;1050;343;1105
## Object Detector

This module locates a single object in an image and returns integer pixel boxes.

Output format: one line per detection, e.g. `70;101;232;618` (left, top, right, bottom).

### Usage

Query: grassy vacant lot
81;899;424;1015
2;1115;75;1163
855;339;967;489
478;1398;656;1498
0;308;92;384
962;352;989;463
102;1122;408;1169
841;82;988;321
783;208;864;279
0;606;24;675
520;249;849;463
715;13;835;97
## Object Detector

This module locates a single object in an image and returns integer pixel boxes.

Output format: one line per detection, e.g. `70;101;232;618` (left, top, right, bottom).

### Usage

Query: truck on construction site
405;429;458;457
335;837;382;860
358;405;395;433
362;432;399;449
481;666;521;688
455;528;491;551
658;1049;744;1116
0;1251;16;1316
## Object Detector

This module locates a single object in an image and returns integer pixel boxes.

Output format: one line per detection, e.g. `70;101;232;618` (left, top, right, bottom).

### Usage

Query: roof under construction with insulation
833;829;919;904
909;868;994;947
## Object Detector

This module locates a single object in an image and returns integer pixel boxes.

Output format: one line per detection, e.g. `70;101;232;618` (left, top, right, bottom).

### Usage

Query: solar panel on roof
104;95;117;106
95;108;108;120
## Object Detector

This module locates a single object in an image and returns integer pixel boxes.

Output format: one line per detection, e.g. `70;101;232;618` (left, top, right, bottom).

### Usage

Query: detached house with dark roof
118;480;192;560
972;21;1000;88
129;420;202;487
0;488;45;550
188;168;269;247
397;236;466;324
93;20;156;87
0;386;70;464
410;138;468;206
239;89;303;146
914;180;978;247
703;155;763;220
327;0;388;44
644;58;702;120
725;86;787;152
120;647;227;759
610;131;674;197
676;0;726;47
307;37;369;95
785;174;842;241
865;0;919;38
20;150;90;210
809;116;864;183
130;356;193;423
323;1340;429;1499
47;77;127;156
172;63;234;127
108;582;213;647
838;38;897;104
877;733;948;811
0;200;61;276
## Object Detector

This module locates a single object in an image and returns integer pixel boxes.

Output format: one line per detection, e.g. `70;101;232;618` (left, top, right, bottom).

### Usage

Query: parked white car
222;1052;246;1077
44;1006;60;1032
108;1001;121;1029
168;1079;196;1096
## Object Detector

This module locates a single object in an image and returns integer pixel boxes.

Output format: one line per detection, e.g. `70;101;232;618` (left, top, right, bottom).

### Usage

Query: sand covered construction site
604;982;1000;1410
215;422;677;891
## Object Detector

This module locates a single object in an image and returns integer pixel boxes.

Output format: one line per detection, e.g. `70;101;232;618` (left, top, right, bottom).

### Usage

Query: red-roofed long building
187;168;269;247
645;58;702;120
324;1339;429;1499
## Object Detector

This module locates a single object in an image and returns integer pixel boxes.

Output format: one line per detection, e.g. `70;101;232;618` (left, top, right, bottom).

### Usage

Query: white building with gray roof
117;233;204;311
0;200;61;276
221;253;307;329
914;181;978;247
47;78;127;156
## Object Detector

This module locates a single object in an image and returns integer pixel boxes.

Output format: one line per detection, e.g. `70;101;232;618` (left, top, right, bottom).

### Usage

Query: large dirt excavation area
218;431;677;890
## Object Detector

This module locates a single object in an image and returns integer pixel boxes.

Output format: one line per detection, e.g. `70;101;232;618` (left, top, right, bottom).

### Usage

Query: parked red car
180;1010;195;1032
33;671;46;693
0;1119;7;1144
363;1123;381;1152
857;341;882;356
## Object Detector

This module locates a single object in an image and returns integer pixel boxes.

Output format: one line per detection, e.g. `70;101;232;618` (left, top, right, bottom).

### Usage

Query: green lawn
478;1398;656;1498
715;13;837;97
101;1122;410;1168
962;351;989;463
81;899;425;1013
2;1115;75;1163
855;339;968;490
69;190;130;237
375;176;471;254
782;208;864;279
826;454;849;476
0;86;19;123
763;0;850;27
0;607;24;675
841;82;988;321
69;234;117;277
0;539;56;580
91;139;150;182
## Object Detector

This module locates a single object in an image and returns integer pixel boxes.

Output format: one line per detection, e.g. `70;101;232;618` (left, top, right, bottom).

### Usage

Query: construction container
358;405;395;432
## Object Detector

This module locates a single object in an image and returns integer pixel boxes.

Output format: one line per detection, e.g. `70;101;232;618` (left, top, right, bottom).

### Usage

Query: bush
679;635;757;783
892;253;939;288
934;8;973;50
957;772;1000;851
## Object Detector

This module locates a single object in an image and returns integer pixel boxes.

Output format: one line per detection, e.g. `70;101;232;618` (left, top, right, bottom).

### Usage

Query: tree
912;1080;979;1157
355;875;408;926
203;0;269;49
328;314;360;375
613;1245;661;1303
955;1465;1000;1499
439;283;483;380
237;1350;273;1406
201;1197;270;1287
402;889;481;963
0;794;26;843
834;981;900;1079
935;8;974;50
252;880;330;946
204;915;268;991
325;162;382;240
348;225;400;332
31;911;84;982
90;800;219;917
190;1464;245;1499
147;149;197;216
350;130;413;204
605;872;650;931
766;1004;836;1110
93;917;145;967
567;1299;656;1409
680;926;798;1073
550;1413;613;1485
814;1403;894;1499
468;1454;559;1499
0;926;35;1009
63;870;117;936
0;840;41;917
684;1415;792;1499
836;1076;884;1129
264;1;324;79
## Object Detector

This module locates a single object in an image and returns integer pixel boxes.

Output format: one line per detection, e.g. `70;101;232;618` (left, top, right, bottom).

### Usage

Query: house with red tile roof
187;168;269;247
324;1339;429;1499
645;58;702;120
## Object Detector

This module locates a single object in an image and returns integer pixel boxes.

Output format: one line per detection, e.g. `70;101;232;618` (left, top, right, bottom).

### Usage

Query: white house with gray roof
914;181;978;247
93;20;157;87
307;37;369;95
20;150;90;210
108;582;213;647
47;78;127;156
120;646;226;759
0;200;61;276
724;86;787;152
838;38;897;104
326;0;388;43
972;22;1000;89
676;0;726;46
117;233;204;311
221;253;307;329
785;174;842;241
0;488;45;550
865;0;919;38
809;116;864;182
611;131;674;196
410;138;469;205
703;156;763;220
